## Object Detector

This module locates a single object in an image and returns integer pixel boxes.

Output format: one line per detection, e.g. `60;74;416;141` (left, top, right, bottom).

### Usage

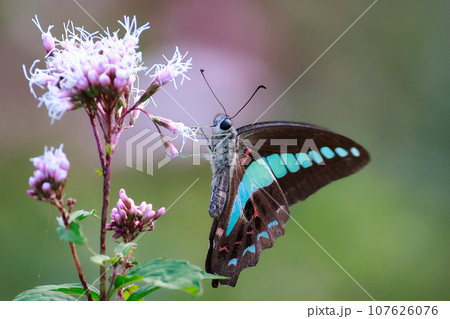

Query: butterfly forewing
237;122;370;205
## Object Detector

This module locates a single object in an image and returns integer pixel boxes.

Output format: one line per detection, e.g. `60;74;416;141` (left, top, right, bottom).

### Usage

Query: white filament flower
24;15;150;122
151;115;199;146
147;47;193;89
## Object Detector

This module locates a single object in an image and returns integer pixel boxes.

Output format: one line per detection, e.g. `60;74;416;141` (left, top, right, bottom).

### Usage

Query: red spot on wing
240;149;252;165
250;207;260;221
219;246;229;252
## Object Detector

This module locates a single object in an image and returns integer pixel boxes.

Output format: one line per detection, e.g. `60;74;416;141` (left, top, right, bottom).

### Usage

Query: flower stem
106;262;120;300
87;111;106;171
87;109;113;301
69;242;93;301
53;198;93;301
121;81;160;119
99;149;112;300
115;252;131;301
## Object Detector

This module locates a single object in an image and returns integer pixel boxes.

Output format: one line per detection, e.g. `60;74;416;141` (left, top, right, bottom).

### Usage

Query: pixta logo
125;129;172;175
126;129;325;175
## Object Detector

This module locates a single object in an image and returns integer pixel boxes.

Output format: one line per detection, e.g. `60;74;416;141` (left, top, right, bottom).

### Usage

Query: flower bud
161;137;179;158
106;189;166;242
98;73;111;87
41;182;52;193
87;69;99;85
27;144;70;202
148;47;192;89
152;116;187;135
155;207;166;219
32;15;55;53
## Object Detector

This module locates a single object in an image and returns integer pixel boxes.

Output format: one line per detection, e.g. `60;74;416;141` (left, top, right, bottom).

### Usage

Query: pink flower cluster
107;189;165;242
147;47;192;89
24;16;149;123
27;144;70;201
24;15;197;168
23;16;192;124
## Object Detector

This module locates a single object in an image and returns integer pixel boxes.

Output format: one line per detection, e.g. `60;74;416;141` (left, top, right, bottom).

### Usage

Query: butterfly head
213;114;233;133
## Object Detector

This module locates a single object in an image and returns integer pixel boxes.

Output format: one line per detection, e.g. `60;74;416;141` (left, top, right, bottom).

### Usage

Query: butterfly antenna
230;85;266;119
200;69;227;115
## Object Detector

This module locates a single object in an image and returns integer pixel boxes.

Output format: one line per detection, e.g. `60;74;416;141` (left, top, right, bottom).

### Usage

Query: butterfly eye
220;119;232;130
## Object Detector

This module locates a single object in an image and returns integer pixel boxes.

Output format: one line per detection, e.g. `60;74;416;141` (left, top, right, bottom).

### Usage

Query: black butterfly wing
206;153;290;287
206;121;370;287
237;121;370;205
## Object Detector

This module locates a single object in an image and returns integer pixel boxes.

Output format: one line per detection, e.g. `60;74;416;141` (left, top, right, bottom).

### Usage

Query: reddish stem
99;109;115;301
52;198;93;301
120;81;160;120
87;109;112;300
87;111;106;171
115;252;131;301
99;149;112;300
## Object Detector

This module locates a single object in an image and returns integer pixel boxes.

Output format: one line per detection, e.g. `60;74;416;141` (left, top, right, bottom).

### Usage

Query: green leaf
69;209;96;223
56;216;65;228
127;284;160;301
125;258;224;297
201;272;228;280
115;99;126;110
114;242;136;256
123;285;139;301
108;274;142;300
55;210;94;245
15;289;76;301
108;257;120;264
106;144;112;155
108;259;225;300
14;284;100;301
114;274;142;289
90;254;111;265
131;260;140;267
57;222;86;245
95;168;103;177
54;285;100;301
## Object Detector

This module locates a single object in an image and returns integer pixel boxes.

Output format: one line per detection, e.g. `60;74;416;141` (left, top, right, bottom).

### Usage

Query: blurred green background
0;0;448;300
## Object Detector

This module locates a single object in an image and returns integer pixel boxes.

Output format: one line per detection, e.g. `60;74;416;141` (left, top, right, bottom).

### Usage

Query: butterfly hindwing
206;154;290;287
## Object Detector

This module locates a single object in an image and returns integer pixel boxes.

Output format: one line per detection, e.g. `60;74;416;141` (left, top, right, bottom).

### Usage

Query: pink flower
166;141;179;158
24;16;150;122
32;15;55;53
152;115;197;136
160;137;179;158
151;116;199;153
27;144;70;201
147;47;192;89
107;189;166;242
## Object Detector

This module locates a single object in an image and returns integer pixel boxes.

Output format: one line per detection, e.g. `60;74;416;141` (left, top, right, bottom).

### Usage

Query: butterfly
204;113;370;287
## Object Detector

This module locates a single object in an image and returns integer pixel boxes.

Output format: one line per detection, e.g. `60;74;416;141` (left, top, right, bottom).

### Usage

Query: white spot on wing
216;227;224;238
